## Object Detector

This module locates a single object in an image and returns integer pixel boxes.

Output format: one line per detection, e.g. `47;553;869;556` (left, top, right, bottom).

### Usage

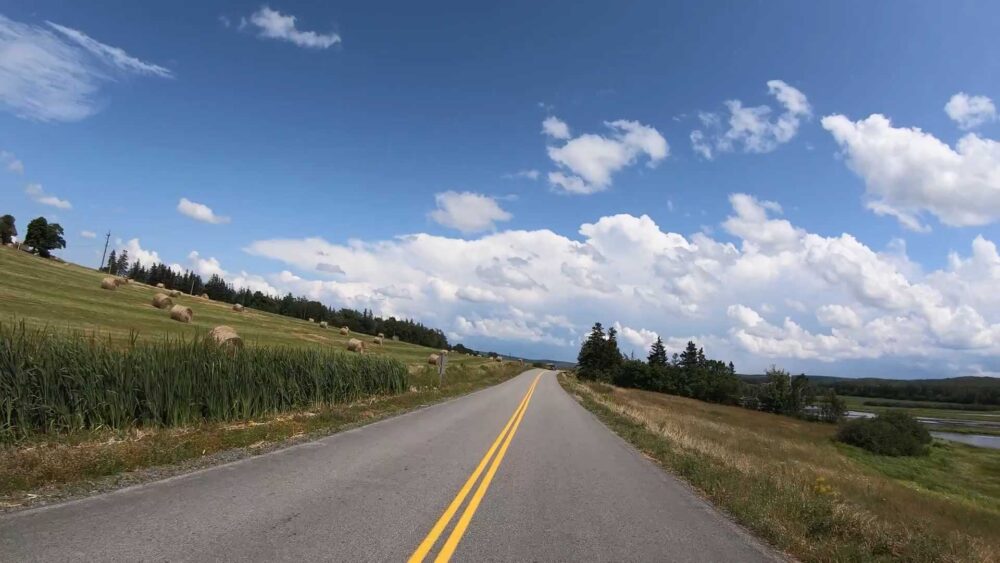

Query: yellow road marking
434;375;540;562
408;373;542;563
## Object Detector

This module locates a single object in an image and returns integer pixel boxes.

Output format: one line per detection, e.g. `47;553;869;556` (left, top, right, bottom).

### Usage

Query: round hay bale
494;356;502;363
373;336;383;346
377;332;385;339
233;303;245;313
209;325;242;349
156;282;165;289
169;305;193;323
347;338;365;353
428;354;440;366
319;321;328;328
440;350;449;356
152;293;173;309
100;277;117;290
200;293;210;300
168;289;182;298
113;277;125;287
307;317;315;323
392;335;399;341
339;326;350;335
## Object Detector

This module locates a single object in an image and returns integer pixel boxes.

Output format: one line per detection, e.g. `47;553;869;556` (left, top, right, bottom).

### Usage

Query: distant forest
741;374;1000;406
110;256;449;349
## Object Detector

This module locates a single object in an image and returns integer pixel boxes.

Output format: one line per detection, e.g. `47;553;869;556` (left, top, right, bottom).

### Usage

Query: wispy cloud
503;169;540;180
25;183;72;209
177;198;231;224
246;6;341;49
0;14;172;122
46;22;172;78
1;150;23;174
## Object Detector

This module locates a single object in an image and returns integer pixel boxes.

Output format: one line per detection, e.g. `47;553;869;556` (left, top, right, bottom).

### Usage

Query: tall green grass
0;322;408;441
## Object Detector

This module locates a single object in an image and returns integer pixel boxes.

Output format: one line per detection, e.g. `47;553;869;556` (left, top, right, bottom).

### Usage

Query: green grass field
0;246;487;368
562;376;1000;562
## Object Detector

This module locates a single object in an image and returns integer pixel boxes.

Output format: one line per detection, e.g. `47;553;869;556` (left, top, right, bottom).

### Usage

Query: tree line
109;255;450;349
816;376;1000;406
576;322;844;422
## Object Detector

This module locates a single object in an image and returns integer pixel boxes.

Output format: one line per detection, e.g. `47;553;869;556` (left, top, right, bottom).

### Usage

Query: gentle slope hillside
0;246;480;368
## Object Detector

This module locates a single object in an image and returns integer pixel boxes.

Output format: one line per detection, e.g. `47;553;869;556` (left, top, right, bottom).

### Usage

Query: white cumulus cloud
247;6;341;49
242;193;1000;373
429;191;512;233
542;116;570;140
822;112;1000;229
545;118;668;194
80;230;96;239
177;198;231;224
945;92;996;130
691;80;811;158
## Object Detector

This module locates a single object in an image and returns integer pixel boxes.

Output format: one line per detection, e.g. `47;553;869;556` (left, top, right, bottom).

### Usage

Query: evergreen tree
576;323;606;380
116;249;130;276
0;214;16;245
105;250;118;273
647;336;668;367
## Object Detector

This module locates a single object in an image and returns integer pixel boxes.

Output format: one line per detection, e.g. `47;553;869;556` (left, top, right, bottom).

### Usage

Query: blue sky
2;1;1000;377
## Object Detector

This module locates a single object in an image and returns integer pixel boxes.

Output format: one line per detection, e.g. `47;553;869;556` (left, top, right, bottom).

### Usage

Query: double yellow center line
408;372;543;563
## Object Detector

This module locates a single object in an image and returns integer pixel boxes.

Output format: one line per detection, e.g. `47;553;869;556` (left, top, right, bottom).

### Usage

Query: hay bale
319;321;328;328
377;332;385;339
100;277;117;290
156;282;165;289
233;303;245;313
169;305;193;323
152;293;173;309
340;326;350;335
392;335;399;341
347;338;365;353
168;289;182;298
113;277;125;287
428;353;440;365
200;293;210;300
308;317;315;323
209;325;242;349
494;356;502;363
372;336;383;346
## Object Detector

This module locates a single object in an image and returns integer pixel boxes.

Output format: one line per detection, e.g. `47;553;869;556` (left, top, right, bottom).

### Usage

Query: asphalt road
0;370;779;562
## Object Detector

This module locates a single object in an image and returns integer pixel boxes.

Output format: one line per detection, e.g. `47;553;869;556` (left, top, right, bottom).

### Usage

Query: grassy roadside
0;362;524;511
560;374;1000;563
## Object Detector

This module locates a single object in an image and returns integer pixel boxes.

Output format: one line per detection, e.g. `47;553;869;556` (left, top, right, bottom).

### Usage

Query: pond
931;432;1000;450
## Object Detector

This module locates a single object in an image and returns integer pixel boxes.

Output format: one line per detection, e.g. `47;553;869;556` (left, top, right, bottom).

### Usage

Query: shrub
836;411;931;456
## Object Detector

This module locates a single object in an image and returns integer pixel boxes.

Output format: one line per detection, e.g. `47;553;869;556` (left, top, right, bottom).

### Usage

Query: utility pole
98;231;111;272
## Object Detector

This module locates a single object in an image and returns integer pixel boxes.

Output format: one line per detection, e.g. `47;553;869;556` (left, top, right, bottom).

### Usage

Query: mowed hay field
0;246;479;368
562;375;1000;563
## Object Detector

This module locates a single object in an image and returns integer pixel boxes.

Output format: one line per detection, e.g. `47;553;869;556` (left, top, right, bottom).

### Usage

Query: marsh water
930;432;1000;450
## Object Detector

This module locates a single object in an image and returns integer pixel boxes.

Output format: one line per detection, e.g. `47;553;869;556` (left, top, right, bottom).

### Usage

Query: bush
836;412;931;456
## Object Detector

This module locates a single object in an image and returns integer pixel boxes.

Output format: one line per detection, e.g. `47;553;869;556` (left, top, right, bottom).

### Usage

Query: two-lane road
0;370;778;562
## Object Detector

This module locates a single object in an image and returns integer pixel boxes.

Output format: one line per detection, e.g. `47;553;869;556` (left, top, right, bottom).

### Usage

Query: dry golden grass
563;375;1000;563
